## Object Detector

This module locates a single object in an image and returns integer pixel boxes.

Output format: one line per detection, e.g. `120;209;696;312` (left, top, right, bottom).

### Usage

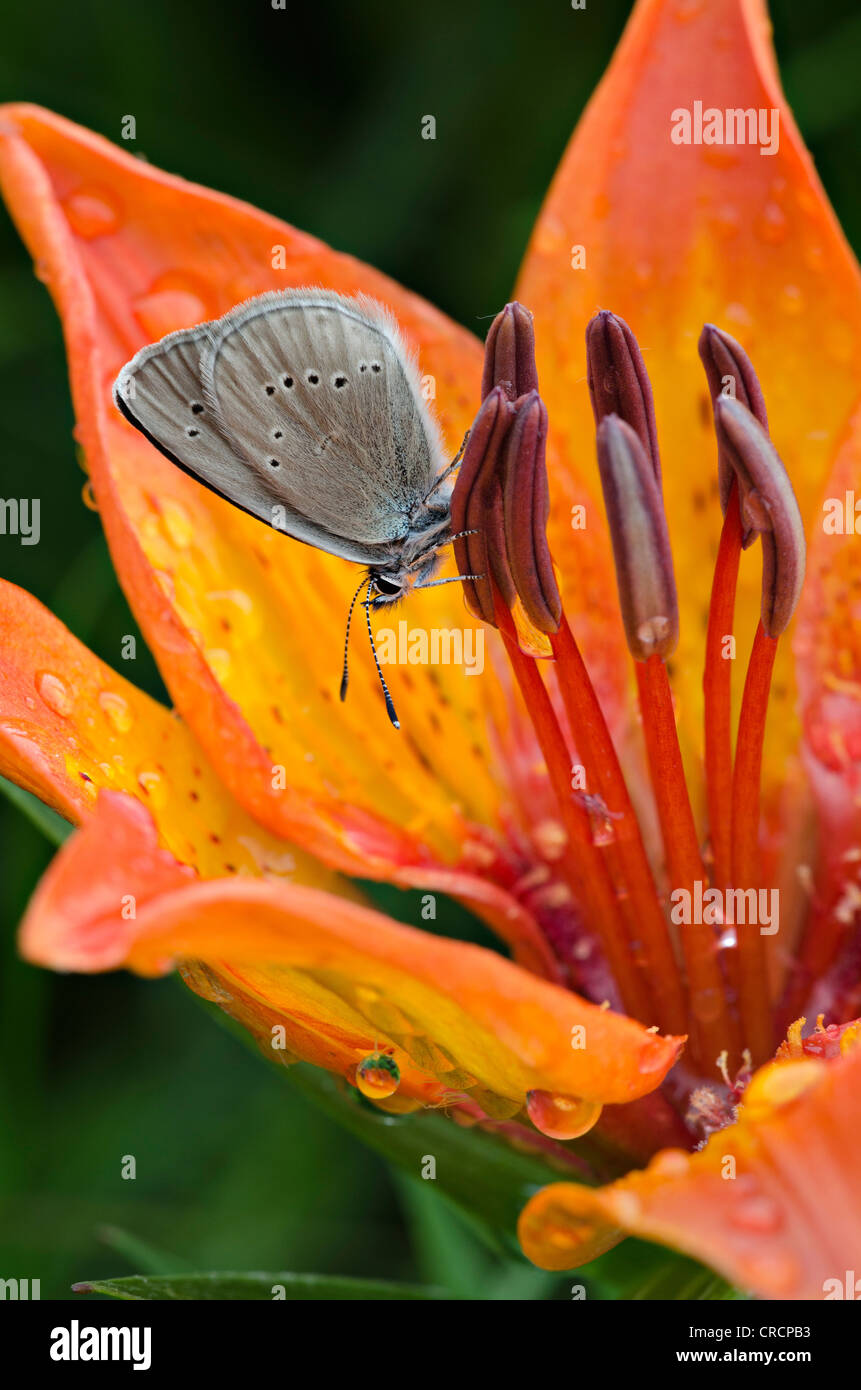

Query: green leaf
0;775;72;846
72;1271;450;1301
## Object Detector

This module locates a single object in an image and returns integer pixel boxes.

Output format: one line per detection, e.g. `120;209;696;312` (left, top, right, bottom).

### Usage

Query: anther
502;390;561;633
595;415;678;661
698;323;769;516
481;301;540;402
586;310;661;483
714;396;806;637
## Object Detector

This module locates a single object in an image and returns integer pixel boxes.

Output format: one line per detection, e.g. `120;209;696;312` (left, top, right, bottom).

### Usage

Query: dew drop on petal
98;690;133;735
134;282;207;339
730;1192;783;1234
137;767;169;810
355;1052;400;1100
526;1089;602;1140
63;188;120;239
36;671;73;717
81;479;99;511
161;500;195;549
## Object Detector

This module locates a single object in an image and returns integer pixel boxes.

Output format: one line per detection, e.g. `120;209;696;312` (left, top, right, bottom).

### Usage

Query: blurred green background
0;0;859;1299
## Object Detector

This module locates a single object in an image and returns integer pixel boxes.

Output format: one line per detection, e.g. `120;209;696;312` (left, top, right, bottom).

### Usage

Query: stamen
704;478;743;890
501;390;561;633
594;415;678;660
481;301;539;402
551;617;687;1035
731;620;778;1063
698;324;768;515
586;310;661;482
495;594;654;1024
635;653;738;1069
450;385;513;625
714;397;806;637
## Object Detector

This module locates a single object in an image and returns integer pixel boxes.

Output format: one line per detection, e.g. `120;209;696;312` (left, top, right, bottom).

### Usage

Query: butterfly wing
201;289;445;546
113;290;446;561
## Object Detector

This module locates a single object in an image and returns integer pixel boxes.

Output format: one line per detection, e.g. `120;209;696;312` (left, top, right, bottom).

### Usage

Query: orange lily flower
2;0;861;1299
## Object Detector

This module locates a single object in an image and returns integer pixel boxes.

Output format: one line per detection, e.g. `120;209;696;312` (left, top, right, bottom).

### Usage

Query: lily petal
0;578;342;888
0;105;567;975
20;790;684;1116
517;0;861;797
0;106;507;868
519;1037;861;1299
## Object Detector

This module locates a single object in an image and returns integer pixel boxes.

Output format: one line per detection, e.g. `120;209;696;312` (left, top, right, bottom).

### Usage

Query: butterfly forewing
202;291;443;545
113;289;446;562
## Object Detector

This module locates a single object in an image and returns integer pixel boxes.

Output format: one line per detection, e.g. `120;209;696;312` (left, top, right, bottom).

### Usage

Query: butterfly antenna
363;580;400;730
340;573;368;702
414;572;485;590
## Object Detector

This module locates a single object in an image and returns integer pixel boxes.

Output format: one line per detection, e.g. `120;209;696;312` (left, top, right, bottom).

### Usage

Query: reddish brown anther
713;396;805;637
481;302;540;402
502;391;562;633
454;311;561;633
586;310;661;483
595;415;678;660
698;324;769;516
451;386;514;625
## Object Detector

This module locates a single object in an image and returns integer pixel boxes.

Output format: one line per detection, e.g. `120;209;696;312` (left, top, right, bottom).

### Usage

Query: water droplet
204;648;232;684
526;1089;602;1140
778;284;804;316
355;1052;400;1100
161;500;195;549
134;276;208;339
533;820;567;860
205;588;262;643
81;479;98;511
137;767;169;810
755;202;787;245
98;690;133;734
730;1192;783;1234
63;188;120;239
36;671;73;717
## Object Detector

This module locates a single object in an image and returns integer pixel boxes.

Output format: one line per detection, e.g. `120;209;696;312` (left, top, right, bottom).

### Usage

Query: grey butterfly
113;288;474;727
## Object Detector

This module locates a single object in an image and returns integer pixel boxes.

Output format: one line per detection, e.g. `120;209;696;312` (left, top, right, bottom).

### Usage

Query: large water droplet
134;278;208;339
526;1089;602;1140
63;188;120;239
98;690;133;734
355;1052;400;1100
36;671;73;717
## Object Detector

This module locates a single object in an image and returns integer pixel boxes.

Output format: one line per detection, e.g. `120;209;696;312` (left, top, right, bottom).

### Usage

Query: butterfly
113;288;475;727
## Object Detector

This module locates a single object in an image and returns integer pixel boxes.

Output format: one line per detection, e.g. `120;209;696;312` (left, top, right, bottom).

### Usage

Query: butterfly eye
374;575;402;597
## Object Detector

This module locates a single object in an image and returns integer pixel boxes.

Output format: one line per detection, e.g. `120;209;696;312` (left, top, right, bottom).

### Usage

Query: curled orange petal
519;1037;861;1298
20;790;684;1118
